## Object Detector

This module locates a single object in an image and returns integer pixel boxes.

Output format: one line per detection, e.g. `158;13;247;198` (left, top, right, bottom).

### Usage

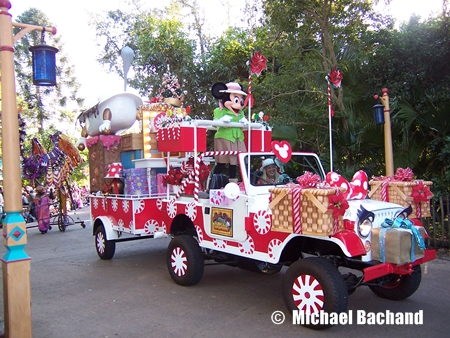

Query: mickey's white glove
99;120;112;134
76;137;87;151
239;116;249;125
220;115;232;123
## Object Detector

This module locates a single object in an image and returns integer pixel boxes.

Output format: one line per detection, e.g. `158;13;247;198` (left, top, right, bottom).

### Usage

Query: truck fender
92;216;119;241
331;230;366;257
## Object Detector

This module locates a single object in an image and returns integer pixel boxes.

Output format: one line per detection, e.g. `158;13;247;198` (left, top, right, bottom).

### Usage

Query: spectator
257;158;280;185
22;192;29;206
49;187;55;201
28;187;36;220
34;186;52;234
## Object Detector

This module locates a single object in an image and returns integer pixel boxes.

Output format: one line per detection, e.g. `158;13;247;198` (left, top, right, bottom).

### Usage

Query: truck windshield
245;154;325;186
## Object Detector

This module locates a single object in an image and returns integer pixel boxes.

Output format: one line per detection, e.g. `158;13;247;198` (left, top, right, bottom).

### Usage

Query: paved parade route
1;207;449;337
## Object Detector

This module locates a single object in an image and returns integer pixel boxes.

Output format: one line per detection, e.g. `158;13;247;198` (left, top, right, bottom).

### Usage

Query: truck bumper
363;248;436;282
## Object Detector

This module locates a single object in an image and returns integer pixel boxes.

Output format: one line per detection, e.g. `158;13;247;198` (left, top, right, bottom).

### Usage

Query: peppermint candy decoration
213;238;227;249
268;239;283;260
156;198;163;210
134;199;145;214
185;202;197;221
253;210;271;235
144;219;159;234
238;236;255;255
167;199;177;218
194;225;204;243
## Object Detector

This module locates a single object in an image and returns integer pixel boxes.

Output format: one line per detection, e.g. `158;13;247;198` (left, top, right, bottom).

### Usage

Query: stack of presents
268;168;433;265
368;170;432;264
86;132;161;196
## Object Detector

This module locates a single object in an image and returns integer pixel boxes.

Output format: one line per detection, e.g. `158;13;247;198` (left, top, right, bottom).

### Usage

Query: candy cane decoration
416;202;422;218
327;79;333;172
381;180;389;202
173;151;242;201
245;51;267;175
292;187;303;234
326;67;343;173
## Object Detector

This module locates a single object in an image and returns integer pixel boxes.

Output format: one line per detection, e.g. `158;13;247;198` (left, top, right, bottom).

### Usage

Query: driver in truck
257;158;280;185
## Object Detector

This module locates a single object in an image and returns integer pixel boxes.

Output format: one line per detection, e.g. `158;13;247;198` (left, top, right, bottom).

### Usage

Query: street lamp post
373;88;394;176
0;1;56;336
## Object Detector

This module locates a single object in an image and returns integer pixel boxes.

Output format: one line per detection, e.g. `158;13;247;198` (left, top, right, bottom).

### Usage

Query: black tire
282;257;348;330
95;224;116;260
166;235;204;286
369;265;422;301
57;214;65;232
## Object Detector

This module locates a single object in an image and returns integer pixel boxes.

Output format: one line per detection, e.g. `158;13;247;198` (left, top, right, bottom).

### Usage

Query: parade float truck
83;98;436;330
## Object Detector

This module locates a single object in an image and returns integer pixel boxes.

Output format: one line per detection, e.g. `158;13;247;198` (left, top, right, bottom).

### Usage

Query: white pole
327;80;333;172
329;104;333;172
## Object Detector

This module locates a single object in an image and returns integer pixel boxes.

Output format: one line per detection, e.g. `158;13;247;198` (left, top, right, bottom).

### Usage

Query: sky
8;0;445;108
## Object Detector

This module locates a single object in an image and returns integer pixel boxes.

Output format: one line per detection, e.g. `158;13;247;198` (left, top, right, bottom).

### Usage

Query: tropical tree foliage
9;8;87;186
88;0;450;194
56;0;450;196
13;8;85;134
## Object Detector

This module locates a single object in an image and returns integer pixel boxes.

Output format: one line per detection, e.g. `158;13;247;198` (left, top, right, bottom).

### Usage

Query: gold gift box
371;227;425;265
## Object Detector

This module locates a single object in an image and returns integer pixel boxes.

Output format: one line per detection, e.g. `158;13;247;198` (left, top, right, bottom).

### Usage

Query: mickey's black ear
399;205;413;217
211;82;227;99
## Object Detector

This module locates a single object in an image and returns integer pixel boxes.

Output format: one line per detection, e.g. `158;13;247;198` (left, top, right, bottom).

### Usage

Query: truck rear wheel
167;235;204;286
369;265;422;300
282;257;348;330
95;224;116;260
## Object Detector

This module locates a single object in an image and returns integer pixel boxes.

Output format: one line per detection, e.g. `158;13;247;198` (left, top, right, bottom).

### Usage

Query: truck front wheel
369;265;421;300
95;224;116;260
167;235;204;286
282;257;348;330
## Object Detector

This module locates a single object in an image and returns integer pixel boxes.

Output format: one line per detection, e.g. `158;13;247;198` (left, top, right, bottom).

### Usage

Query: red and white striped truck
90;119;436;329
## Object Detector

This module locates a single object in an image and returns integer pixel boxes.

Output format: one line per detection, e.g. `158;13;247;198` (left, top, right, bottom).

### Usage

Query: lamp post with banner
0;1;57;336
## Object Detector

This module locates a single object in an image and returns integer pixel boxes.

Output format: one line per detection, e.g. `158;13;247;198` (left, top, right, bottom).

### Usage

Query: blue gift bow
379;218;426;263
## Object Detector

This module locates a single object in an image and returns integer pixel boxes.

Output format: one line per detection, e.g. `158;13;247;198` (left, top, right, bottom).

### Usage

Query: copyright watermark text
271;310;424;325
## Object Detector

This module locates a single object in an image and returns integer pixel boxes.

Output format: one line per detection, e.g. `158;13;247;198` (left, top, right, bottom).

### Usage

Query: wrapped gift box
120;150;143;169
123;168;157;196
157;173;174;194
243;129;272;152
371;226;426;265
369;180;433;218
87;135;122;193
121;133;144;151
209;189;239;206
157;125;207;152
269;187;345;236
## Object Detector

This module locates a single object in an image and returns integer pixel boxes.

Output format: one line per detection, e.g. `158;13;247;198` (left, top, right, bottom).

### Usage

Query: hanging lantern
372;102;385;125
28;30;59;86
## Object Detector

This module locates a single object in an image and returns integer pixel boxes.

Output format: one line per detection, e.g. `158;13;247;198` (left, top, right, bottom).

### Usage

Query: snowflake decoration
111;198;118;212
122;199;130;213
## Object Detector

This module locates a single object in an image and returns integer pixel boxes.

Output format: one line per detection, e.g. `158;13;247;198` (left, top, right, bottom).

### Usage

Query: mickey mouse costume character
211;82;249;181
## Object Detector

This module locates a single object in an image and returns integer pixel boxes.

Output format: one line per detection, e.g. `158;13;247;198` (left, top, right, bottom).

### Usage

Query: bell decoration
105;162;124;195
29;29;59;86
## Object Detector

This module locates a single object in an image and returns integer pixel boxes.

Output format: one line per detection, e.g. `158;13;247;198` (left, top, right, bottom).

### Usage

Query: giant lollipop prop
245;50;267;175
326;67;343;172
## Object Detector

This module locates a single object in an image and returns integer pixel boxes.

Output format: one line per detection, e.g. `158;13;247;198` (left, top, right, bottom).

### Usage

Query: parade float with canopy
81;50;435;330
